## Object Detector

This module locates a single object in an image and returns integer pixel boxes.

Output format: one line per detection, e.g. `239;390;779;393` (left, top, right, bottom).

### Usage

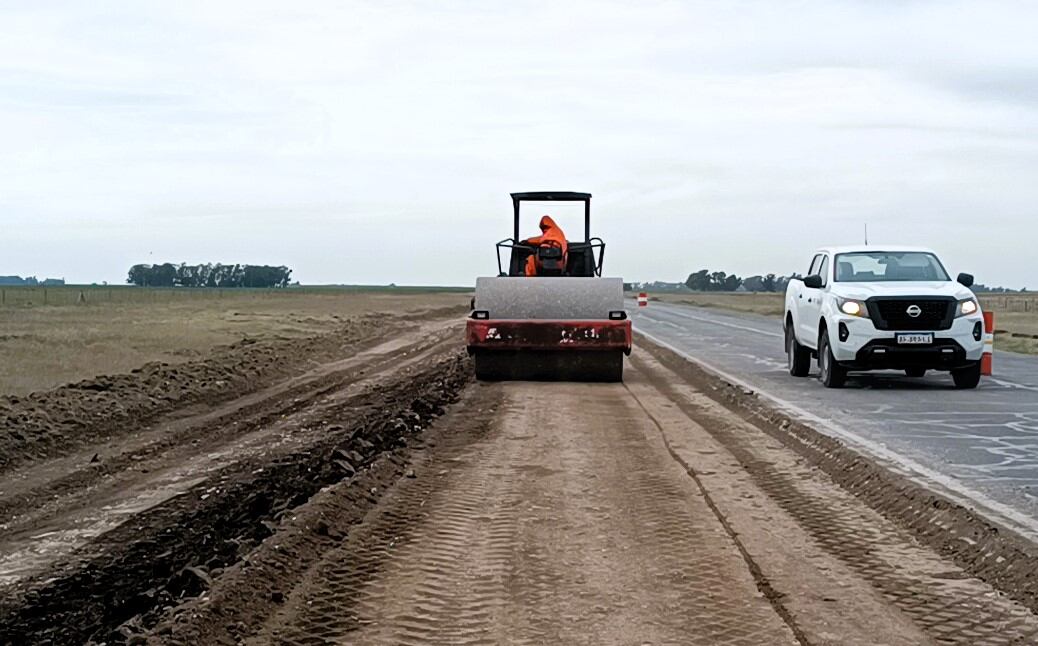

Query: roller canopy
510;192;591;202
510;191;593;242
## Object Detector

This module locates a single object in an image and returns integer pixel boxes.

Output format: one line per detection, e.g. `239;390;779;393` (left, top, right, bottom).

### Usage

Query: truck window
834;252;950;282
818;256;829;286
808;254;823;277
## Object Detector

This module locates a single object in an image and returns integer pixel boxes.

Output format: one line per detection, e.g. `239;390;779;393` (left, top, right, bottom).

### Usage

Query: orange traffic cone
981;311;994;376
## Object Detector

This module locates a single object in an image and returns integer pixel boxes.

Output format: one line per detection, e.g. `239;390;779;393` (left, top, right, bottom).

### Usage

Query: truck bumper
830;313;985;370
466;319;633;355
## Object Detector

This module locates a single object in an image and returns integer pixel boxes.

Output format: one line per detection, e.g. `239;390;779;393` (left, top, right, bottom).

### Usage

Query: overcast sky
2;1;1037;287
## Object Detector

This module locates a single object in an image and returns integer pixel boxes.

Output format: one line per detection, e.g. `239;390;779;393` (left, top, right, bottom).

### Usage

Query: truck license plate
896;333;933;345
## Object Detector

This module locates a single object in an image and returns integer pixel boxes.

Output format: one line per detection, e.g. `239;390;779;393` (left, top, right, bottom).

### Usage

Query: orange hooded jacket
524;215;568;277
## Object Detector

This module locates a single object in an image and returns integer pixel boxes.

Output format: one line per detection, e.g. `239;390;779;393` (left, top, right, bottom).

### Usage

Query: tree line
126;263;292;288
0;276;65;286
684;269;799;292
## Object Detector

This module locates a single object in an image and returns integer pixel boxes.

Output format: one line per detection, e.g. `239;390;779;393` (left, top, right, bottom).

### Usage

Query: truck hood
831;281;975;300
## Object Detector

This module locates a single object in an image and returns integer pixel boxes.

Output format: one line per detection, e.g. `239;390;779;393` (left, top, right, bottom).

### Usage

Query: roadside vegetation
126;263;293;288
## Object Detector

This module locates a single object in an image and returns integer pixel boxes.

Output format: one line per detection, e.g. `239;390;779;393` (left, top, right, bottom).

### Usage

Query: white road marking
637;328;1038;542
990;377;1038;393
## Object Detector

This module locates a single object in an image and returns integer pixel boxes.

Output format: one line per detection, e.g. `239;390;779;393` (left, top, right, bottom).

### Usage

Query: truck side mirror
957;272;974;288
803;274;824;289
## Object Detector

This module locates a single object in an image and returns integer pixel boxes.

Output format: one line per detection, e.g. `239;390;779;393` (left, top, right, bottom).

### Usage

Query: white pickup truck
784;246;984;389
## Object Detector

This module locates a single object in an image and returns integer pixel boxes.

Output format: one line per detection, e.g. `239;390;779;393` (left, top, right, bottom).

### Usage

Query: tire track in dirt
0;336;470;645
0;320;461;589
252;382;797;646
0;317;457;516
0;313;420;474
253;391;520;646
630;349;1038;646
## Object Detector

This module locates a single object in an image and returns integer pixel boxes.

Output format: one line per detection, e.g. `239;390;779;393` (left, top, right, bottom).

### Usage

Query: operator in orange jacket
523;215;569;277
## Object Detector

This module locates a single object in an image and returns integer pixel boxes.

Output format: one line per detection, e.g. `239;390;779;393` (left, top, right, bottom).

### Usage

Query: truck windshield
834;252;950;282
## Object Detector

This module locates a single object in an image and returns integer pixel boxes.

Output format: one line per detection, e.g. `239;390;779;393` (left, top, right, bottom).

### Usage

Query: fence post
43;288;47;305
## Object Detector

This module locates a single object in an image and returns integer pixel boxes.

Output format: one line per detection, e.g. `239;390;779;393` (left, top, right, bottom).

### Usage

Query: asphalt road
633;301;1038;538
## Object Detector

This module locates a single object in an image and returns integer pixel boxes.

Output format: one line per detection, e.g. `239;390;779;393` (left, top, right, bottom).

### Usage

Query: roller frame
466;319;632;354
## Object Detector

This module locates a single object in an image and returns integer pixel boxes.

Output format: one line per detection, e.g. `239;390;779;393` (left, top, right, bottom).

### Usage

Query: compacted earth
2;307;1038;645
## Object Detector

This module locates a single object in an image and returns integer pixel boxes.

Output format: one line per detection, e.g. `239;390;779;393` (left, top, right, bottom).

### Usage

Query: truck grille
867;297;955;331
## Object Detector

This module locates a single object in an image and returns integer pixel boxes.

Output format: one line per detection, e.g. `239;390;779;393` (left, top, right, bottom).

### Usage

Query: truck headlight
957;299;979;317
838;298;868;317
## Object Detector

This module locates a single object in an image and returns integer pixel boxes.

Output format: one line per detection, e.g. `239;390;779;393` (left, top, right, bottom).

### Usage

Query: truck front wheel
786;324;811;377
951;362;981;389
818;333;847;388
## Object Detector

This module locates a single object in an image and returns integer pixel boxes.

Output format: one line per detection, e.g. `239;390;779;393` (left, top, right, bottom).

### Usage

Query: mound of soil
0;313;406;473
0;349;472;645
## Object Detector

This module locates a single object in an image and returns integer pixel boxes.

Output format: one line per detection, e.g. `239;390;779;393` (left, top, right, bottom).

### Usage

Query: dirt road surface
234;351;1038;646
3;311;1038;645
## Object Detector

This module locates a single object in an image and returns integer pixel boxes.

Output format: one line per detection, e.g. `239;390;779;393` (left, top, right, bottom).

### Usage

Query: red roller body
466;319;632;354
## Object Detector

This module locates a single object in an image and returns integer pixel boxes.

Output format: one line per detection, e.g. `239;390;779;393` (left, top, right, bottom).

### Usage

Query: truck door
799;254;828;347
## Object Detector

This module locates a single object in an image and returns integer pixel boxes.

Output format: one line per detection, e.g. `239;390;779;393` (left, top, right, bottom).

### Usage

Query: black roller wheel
472;350;623;382
583;351;624;383
951;362;981;389
905;367;926;378
473;351;511;381
818;333;847;388
786;325;811;377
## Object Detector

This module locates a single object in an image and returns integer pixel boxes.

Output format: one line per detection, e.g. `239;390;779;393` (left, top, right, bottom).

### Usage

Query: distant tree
707;271;724;291
681;269;801;293
127;265;149;286
685;270;711;291
152;263;177;287
742;276;764;292
128;263;292;288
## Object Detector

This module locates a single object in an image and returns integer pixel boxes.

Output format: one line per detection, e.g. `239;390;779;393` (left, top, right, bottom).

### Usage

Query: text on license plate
896;333;933;345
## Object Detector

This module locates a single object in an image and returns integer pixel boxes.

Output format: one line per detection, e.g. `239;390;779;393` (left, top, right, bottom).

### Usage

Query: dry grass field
648;291;1038;355
654;292;787;317
0;288;470;396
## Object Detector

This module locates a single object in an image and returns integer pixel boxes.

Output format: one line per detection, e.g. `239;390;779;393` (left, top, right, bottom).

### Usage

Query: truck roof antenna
864;223;869;246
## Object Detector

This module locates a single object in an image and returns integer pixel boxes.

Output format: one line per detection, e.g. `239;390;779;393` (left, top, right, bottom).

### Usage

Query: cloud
0;0;1036;288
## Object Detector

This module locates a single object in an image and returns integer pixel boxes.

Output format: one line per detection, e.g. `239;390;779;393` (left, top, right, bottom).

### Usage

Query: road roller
465;191;633;381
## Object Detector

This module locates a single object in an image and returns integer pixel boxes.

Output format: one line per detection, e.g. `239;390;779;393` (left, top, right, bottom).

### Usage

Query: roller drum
473;277;624;320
